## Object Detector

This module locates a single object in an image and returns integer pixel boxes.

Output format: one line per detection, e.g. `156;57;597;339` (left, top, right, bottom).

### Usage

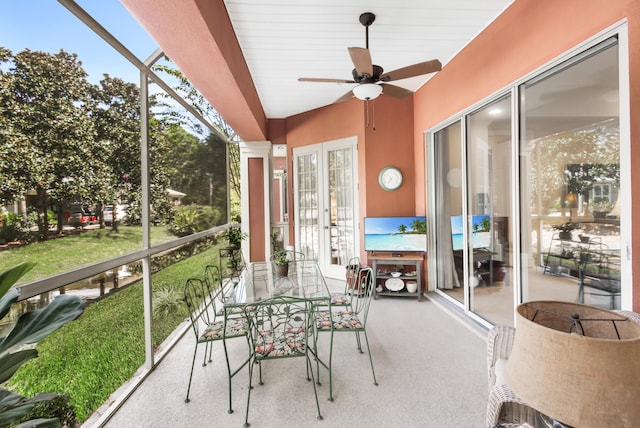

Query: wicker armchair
486;310;640;428
486;326;536;427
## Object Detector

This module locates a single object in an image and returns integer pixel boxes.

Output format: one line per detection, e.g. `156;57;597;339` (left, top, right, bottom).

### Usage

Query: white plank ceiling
224;0;515;118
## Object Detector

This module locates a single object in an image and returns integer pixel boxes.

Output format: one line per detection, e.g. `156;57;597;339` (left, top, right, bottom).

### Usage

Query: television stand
370;253;425;301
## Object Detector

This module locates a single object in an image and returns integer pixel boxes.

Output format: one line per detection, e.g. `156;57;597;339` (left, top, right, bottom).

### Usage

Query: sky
0;0;158;84
364;216;426;235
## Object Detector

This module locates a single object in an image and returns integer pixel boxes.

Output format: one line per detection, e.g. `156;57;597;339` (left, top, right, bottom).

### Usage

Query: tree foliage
0;48;95;238
153;61;238;218
88;75;142;227
0;48;184;235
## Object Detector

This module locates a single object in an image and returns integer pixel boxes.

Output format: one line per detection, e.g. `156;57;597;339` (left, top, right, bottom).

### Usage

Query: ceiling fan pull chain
366;98;370;127
371;99;376;131
365;99;376;130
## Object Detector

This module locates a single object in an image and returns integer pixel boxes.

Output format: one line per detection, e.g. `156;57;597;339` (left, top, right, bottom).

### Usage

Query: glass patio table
221;259;331;307
222;260;332;425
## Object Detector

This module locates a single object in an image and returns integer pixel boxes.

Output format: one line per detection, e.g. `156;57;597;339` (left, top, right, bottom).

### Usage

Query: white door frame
293;136;359;279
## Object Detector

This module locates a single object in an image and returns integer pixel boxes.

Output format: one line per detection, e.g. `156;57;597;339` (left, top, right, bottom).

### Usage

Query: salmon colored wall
248;158;265;261
285;96;416;260
286;100;364;254
362;96;415;217
413;0;640;309
267;119;287;145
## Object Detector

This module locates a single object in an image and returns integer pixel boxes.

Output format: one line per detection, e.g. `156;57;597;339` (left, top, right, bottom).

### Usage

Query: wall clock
378;166;403;191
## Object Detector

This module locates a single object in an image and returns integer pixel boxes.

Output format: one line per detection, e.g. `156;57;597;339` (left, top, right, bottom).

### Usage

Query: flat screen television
450;215;491;251
363;216;427;252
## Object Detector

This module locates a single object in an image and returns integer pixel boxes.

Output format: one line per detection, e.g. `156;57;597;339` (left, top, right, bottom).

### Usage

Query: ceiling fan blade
380;83;414;99
334;90;355;103
298;77;356;83
380;59;442;82
348;47;373;77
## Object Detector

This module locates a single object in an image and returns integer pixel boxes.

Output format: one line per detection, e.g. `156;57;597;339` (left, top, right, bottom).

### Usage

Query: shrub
0;211;34;243
168;205;201;236
152;287;184;317
168;205;222;237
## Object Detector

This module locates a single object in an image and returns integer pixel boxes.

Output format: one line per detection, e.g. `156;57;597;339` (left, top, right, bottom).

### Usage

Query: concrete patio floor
88;282;490;428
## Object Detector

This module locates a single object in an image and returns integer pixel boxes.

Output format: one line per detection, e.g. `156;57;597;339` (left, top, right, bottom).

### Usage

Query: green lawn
7;241;224;423
0;226;176;284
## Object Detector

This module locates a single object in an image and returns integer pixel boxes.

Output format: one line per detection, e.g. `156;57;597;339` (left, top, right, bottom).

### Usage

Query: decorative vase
558;231;572;241
406;281;418;293
274;263;289;277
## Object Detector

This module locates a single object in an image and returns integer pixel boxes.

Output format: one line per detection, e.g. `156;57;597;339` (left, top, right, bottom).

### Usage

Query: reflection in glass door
520;39;622;310
293;138;358;278
466;96;513;326
432;121;464;303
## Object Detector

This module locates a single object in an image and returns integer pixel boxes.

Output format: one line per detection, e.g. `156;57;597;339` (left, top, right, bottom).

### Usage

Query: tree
153;61;239;220
89;75;142;228
162;124;204;204
0;48;96;239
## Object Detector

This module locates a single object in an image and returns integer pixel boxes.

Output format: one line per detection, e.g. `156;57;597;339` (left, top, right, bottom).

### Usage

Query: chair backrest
244;296;310;359
345;256;361;292
183;277;213;338
204;264;222;295
220;247;246;283
270;250;306;262
203;264;226;316
349;267;375;325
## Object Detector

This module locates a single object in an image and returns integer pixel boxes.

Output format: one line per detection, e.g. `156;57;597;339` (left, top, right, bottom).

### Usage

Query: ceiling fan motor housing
352;64;384;83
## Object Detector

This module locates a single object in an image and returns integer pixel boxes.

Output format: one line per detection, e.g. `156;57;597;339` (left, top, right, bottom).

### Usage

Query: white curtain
435;130;461;290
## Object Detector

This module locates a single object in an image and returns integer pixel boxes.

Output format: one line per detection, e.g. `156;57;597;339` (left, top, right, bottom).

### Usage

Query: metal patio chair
314;266;378;401
183;277;251;414
242;296;322;427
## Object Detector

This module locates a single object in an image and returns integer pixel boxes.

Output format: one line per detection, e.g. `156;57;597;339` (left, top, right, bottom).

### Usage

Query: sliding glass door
466;96;514;325
428;34;626;325
519;38;622;309
433;121;464;303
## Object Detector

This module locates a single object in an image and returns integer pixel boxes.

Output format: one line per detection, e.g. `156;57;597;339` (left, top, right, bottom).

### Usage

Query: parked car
67;205;98;227
104;205;128;226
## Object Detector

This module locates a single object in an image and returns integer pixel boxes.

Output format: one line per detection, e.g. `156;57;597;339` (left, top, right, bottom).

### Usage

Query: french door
293;137;359;278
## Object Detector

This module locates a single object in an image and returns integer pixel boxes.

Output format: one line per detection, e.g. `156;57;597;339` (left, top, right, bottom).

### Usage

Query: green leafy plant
223;227;247;249
0;262;85;427
0;212;34;244
552;222;581;232
272;250;289;265
152;287;184;317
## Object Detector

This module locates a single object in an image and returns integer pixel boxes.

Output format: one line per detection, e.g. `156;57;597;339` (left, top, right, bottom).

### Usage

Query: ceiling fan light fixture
352;83;382;100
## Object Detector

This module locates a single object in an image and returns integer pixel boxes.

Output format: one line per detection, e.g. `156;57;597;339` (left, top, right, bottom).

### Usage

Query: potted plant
552;222;581;240
590;200;614;218
223;227;248;249
272;250;290;277
220;227;248;278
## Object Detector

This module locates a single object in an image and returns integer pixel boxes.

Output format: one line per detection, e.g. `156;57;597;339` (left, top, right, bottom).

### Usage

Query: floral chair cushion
253;327;306;357
315;310;363;331
201;317;247;341
330;292;350;305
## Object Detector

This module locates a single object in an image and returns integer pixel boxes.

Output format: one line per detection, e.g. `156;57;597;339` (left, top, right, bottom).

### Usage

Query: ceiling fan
298;12;442;103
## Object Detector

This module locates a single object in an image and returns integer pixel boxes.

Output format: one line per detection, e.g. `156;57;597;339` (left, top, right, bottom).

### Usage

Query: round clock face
378;166;403;191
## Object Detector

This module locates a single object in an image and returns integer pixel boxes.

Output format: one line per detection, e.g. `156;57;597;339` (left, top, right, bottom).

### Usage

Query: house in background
166;188;186;206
